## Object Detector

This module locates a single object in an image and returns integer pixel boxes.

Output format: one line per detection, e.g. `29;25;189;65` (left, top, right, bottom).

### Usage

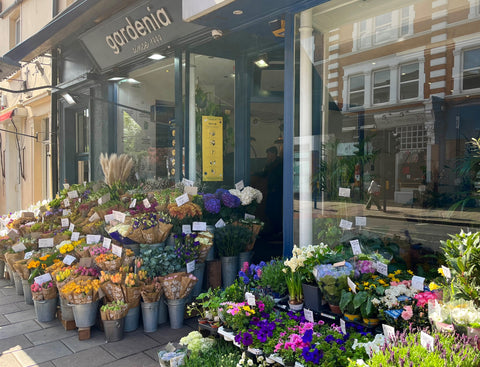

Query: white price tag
111;244;122;257
355;216;367;227
71;232;80;242
83;181;87;187
63;183;70;190
192;222;207;231
339;219;353;230
7;229;19;241
333;260;346;267
348;277;357;293
24;251;33;260
182;225;192;234
104;214;115;224
63;254;76;265
89;212;100;222
143;198;151;209
63;198;70;207
441;265;451;279
412;275;425;291
350;239;362;255
184;186;198;196
339;187;351;198
38;238;54;248
186;260;196;273
86;234;101;244
235;180;245;191
215;219;226;228
340;319;347;334
245;292;256;306
61;218;69;227
34;273;52;286
382;324;395;341
69;223;75;232
98;193;110;205
376;262;388;276
175;193;190;207
304;309;314;323
67;190;78;199
102;237;111;249
12;243;26;252
63;209;71;216
129;199;137;209
420;331;434;351
182;178;194;187
244;213;256;220
113;211;126;223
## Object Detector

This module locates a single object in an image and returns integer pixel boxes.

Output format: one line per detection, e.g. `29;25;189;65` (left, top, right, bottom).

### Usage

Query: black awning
0;56;20;80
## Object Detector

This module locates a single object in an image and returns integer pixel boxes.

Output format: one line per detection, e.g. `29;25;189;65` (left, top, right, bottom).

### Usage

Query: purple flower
324;335;335;343
221;192;241;208
215;188;228;199
302;329;313;343
204;195;221;214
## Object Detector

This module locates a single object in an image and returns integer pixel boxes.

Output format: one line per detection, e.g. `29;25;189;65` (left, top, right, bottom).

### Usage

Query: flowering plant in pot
312;262;353;312
174;232;201;265
214;224;252;257
256;259;287;298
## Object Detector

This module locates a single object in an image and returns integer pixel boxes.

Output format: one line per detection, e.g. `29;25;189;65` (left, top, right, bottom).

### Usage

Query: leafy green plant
257;259;287;296
214;224;252;257
140;243;183;277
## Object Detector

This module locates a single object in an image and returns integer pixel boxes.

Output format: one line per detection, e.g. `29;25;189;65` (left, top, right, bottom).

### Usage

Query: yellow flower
407;270;414;275
388;273;395;279
429;282;440;291
438;268;444;277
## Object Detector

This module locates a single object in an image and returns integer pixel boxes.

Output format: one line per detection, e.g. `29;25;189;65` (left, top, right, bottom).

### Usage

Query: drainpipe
52;0;58;17
51;48;58;196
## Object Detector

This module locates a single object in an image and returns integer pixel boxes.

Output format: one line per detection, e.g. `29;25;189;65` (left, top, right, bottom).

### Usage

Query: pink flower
401;305;413;320
242;262;249;272
414;291;439;308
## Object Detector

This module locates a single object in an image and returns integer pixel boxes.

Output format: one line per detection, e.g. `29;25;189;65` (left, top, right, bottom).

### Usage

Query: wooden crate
57;310;76;331
78;327;91;340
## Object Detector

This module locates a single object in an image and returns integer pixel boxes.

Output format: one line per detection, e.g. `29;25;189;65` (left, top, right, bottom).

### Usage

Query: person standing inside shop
366;177;382;210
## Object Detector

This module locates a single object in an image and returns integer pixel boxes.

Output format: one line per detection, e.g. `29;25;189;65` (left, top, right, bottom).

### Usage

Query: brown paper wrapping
140;284;163;303
100;303;129;320
42;286;57;300
101;281;125;302
122;283;144;309
157;222;173;243
127;228;145;244
13;260;30;280
5;252;24;271
141;227;157;244
32;291;44;301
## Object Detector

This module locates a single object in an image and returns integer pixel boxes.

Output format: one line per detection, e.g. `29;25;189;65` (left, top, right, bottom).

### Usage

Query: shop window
373;69;390;104
348;74;365;108
396;125;427;151
399;62;419;100
462;47;480;91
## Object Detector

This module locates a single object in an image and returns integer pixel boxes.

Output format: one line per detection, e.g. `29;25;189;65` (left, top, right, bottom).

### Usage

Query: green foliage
140;243;183;277
257;259;287;296
214;224;253;257
183;338;241;367
313;217;343;247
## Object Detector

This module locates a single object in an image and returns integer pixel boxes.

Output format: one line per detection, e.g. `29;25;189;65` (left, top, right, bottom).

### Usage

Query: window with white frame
399;62;419;100
14;17;20;45
462;47;480;91
348;74;365;108
396;125;427;151
373;69;390;104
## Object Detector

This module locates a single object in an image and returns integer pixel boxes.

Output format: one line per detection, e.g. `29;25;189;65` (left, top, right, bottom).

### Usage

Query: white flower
247;359;253;366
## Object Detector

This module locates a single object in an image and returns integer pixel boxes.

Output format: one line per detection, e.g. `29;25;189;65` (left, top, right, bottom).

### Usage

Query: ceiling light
254;54;269;68
62;93;76;105
148;53;166;60
108;77;124;81
233;10;243;15
121;78;141;84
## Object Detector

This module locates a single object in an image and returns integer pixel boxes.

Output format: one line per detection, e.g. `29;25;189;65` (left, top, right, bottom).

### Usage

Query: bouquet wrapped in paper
100;300;129;321
121;271;146;308
13;259;30;280
31;281;57;301
5;251;24;271
141;277;163;303
99;271;125;303
196;231;214;263
95;253;122;272
122;248;135;268
161;272;198;300
60;276;101;304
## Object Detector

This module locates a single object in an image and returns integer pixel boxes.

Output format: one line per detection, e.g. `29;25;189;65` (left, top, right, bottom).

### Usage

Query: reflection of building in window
399;63;419;100
462;47;480;91
348;74;365;108
373;69;390;104
396;125;427;151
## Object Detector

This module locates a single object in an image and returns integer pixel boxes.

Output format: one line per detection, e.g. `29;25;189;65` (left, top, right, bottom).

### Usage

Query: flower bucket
0;260;5;279
141;301;159;332
124;305;140;332
103;318;125;342
302;283;323;312
166;298;186;329
189;262;206;301
363;317;380;326
344;313;362;322
6;264;14;285
22;279;33;305
238;251;253;270
34;298;57;322
123;243;140;256
288;301;304;312
221;256;239;288
13;272;23;295
60;297;75;321
158;295;168;325
70;300;99;328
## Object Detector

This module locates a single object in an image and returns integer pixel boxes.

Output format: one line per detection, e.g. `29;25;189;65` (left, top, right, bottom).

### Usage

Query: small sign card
420;331;434;351
175;193;189;207
192;222;207;231
104;214;114;224
376;262;388;276
340;319;347;334
89;212;100;222
184;186;198;196
304;309;314;323
333;260;346;267
63;183;70;190
63;209;71;216
182;178;194;187
98;193;111;205
143;198;151;209
71;232;80;242
129;199;137;209
34;273;52;286
182;225;192;234
350;239;362;255
103;238;111;249
441;265;451;279
38;238;54;248
111;244;123;257
244;213;256;220
215;219;226;228
86;234;101;244
245;292;256;306
63;255;76;265
113;211;126;223
339;187;351;198
69;223;75;232
235;180;244;191
24;251;33;260
187;260;196;273
61;218;69;227
7;229;19;241
67;190;78;199
355;216;367;227
348;277;357;293
63;198;70;207
382;324;395;341
339;219;353;230
411;275;425;291
12;243;26;252
79;257;93;268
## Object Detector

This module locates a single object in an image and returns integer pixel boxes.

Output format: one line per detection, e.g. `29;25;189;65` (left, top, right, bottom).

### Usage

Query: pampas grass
100;153;134;187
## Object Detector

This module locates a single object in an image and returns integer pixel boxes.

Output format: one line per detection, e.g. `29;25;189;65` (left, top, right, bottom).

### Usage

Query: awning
0;110;13;122
0;56;20;80
0;107;28;123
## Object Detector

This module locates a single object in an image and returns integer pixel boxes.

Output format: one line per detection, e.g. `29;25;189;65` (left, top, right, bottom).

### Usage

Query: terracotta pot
363;317;380;326
343;313;362;322
329;304;342;314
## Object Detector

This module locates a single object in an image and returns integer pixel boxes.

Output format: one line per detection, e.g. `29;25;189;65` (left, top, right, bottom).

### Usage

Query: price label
69;223;75;232
355;216;367;227
184;186;198;196
104;214;114;224
113;211;126;223
98;193;110;205
61;218;69;227
245;292;256;306
24;251;33;260
348;277;357;293
333;260;346;267
63;183;70;190
420;331;434;351
38;238;54;248
350;239;362;255
63;209;71;216
215;219;226;228
135;173;140;181
382;324;395;341
187;260;196;273
83;181;87;187
86;234;101;244
182;225;192;234
67;190;78;199
63;254;76;265
175;193;189;207
192;222;207;231
339;187;351;198
235;180;245;191
441;265;451;279
12;243;26;252
63;198;70;207
412;275;425;291
34;273;52;286
102;238;111;249
7;229;19;241
129;199;137;209
356;360;367;366
89;212;100;222
244;213;256;220
339;219;352;230
376;262;388;276
182;178;194;187
143;198;151;209
340;319;346;334
79;257;93;268
111;244;122;257
71;232;80;242
304;309;314;323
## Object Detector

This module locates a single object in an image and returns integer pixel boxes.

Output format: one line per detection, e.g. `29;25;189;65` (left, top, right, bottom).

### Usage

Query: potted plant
339;289;364;322
257;259;287;299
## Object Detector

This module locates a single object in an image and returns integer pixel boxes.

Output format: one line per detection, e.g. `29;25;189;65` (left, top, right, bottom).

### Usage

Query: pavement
0;278;196;367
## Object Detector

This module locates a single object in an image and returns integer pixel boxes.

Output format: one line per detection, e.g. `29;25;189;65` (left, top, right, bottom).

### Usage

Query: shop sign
79;0;206;70
202;116;223;181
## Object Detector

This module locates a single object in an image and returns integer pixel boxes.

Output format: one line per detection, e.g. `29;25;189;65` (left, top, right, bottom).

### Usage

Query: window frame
372;68;391;105
461;47;480;92
399;62;420;101
348;74;366;109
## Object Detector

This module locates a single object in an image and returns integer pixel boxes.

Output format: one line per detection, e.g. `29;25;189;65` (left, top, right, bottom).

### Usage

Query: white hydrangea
229;186;263;206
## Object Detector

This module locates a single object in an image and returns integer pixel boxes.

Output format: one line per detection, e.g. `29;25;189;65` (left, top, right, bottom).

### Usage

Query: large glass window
463;47;480;91
399;63;419;100
373;69;390;104
349;75;365;108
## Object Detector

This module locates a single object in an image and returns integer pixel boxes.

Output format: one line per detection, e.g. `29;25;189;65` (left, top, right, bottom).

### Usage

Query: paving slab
0;335;34;355
0;314;11;326
51;346;115;367
0;320;42;340
61;328;107;353
144;346;161;362
11;341;72;366
34;318;62;330
15;302;35;311
0;303;20;314
0;351;22;367
100;331;159;359
34;362;56;367
0;294;25;305
1;286;19;296
25;325;76;346
147;324;194;344
100;351;158;367
5;309;36;323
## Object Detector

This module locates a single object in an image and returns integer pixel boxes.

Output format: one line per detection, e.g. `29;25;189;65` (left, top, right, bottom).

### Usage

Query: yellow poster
202;116;223;181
